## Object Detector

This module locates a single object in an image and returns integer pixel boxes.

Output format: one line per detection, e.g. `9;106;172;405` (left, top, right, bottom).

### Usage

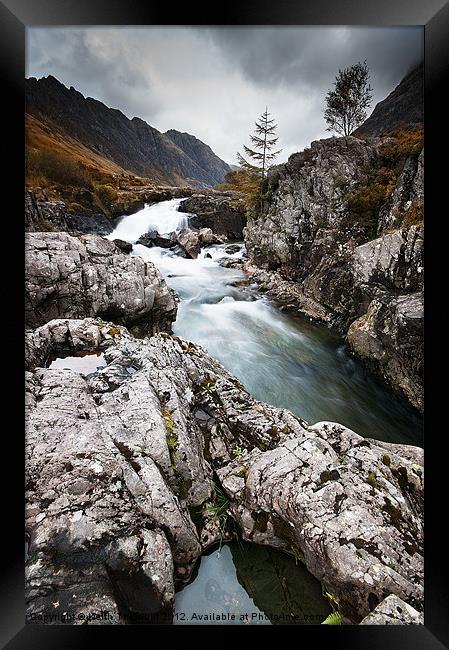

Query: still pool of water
174;542;331;625
47;351;106;375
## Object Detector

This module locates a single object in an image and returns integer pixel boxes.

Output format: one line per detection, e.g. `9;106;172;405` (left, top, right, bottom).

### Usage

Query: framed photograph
1;0;447;646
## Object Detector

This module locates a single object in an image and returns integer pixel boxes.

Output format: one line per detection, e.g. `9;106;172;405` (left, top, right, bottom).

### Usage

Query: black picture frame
1;0;447;647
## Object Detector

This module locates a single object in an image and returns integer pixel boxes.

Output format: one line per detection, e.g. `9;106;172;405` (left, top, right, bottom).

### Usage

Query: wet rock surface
348;224;423;411
175;229;201;259
25;233;177;336
172;227;224;259
113;238;133;253
25;318;423;625
198;227;224;246
136;229;158;247
65;211;114;236
347;292;423;412
244;263;331;324
179;192;246;240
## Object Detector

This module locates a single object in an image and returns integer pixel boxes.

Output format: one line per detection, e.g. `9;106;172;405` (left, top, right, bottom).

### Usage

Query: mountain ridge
354;62;423;137
26;75;230;188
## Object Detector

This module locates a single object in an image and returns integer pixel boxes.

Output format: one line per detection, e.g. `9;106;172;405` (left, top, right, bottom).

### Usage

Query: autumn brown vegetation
343;126;423;239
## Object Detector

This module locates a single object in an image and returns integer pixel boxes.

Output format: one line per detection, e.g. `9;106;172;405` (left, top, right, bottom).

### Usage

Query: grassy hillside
26;113;160;217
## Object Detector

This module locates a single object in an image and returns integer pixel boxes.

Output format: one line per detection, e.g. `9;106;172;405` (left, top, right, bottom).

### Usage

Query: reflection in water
174;542;331;625
108;201;423;446
47;351;106;375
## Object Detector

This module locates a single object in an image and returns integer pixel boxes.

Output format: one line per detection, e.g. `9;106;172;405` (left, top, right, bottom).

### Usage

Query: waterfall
107;198;190;243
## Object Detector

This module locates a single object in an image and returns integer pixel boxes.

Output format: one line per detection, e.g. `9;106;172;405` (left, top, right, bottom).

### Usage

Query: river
108;198;422;447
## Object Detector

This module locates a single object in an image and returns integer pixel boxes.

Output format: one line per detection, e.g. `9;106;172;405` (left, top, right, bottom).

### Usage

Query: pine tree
324;61;373;137
229;108;281;215
238;107;281;180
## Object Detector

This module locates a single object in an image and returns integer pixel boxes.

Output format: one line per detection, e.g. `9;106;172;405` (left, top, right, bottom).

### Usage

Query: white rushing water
108;200;422;445
107;198;190;242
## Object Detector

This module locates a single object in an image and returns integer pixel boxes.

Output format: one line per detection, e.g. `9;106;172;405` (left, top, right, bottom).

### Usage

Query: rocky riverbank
25;318;423;625
245;134;423;412
25;186;246;243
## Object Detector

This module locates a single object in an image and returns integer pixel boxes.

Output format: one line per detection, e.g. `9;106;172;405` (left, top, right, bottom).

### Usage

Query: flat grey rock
25;318;423;624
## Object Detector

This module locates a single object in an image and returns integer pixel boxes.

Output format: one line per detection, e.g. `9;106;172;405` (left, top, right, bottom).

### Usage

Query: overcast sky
26;27;423;165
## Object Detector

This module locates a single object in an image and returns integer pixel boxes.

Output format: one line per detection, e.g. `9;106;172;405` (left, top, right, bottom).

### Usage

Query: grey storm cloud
26;26;423;165
27;28;162;116
204;27;422;92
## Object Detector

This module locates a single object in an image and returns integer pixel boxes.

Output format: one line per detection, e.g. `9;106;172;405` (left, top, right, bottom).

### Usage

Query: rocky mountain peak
26;76;230;188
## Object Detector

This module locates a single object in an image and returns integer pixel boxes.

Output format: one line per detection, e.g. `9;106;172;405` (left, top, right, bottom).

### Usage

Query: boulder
25;318;423;625
175;228;201;259
136;229;158;248
137;231;174;249
113;238;133;254
218;420;423;623
198;227;223;245
360;594;423;625
25;232;177;336
153;234;175;249
347;292;423;412
225;244;243;255
179;192;246;240
221;258;245;269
